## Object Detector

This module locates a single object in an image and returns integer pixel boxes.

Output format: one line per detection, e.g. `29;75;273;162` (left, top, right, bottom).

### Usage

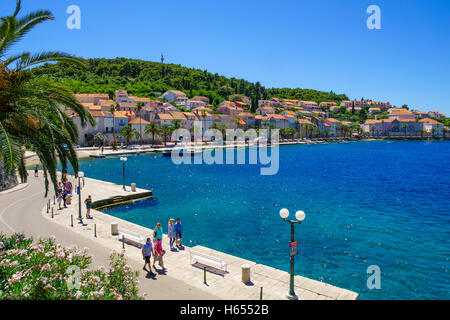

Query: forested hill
31;57;348;111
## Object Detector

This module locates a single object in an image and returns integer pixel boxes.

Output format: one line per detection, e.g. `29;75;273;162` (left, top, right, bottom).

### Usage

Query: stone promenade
44;174;358;300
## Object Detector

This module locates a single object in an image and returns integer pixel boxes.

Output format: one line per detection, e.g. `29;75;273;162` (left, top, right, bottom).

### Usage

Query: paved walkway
20;172;358;300
0;173;218;300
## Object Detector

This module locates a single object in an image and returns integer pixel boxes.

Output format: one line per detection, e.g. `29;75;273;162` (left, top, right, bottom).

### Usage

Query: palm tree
172;119;181;145
402;123;408;137
118;125;139;146
160;124;173;146
419;129;424;138
0;1;94;195
136;101;143;145
109;104;116;146
144;122;159;145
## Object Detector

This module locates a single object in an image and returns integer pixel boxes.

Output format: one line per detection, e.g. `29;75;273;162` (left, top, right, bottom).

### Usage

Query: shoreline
40;172;359;300
24;137;450;168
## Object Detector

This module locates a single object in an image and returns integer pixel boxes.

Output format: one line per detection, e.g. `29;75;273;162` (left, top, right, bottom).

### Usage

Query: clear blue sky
2;0;450;114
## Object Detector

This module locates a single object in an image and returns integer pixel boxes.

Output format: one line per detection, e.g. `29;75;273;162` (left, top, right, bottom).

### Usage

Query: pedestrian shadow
77;220;88;227
144;271;156;279
154;267;167;275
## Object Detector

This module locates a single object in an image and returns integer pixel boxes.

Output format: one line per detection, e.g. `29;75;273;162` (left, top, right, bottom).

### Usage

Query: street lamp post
77;171;84;220
279;208;306;300
120;157;127;190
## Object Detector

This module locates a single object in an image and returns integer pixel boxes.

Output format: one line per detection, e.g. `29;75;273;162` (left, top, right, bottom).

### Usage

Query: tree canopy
31;58;349;112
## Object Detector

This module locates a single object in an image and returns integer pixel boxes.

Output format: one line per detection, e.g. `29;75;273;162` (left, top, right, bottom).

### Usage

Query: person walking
174;218;183;248
155;222;163;241
57;191;63;210
142;238;155;275
152;230;158;270
154;238;166;271
168;218;175;250
34;165;39;177
84;195;92;219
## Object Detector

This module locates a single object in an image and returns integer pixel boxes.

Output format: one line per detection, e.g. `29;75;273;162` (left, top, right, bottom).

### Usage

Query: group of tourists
142;218;183;275
52;171;93;219
57;179;73;210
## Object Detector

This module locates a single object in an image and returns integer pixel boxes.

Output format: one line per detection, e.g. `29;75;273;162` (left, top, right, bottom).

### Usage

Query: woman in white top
167;218;175;249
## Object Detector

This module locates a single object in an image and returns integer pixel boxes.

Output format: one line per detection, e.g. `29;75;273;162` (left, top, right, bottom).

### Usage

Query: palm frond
0;121;22;175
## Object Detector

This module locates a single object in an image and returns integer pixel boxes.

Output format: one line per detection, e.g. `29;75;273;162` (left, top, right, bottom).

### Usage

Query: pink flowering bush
0;233;141;300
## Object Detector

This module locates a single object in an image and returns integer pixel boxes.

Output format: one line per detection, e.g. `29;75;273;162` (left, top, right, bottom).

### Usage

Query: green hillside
31;57;348;112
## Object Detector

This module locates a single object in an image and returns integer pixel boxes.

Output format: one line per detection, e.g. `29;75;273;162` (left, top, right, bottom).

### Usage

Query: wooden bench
190;250;227;271
119;229;145;248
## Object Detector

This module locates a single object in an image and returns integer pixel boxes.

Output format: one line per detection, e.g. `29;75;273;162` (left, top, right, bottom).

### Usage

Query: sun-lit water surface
77;141;450;299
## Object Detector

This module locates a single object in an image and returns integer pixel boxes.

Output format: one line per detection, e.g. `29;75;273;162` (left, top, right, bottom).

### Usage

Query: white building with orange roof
128;96;151;104
192;96;210;104
412;110;428;119
217;102;244;116
389;110;416;121
117;102;137;112
160;90;188;106
346;106;362;113
98;99;116;111
182;112;198;130
391;119;422;136
192;107;213;132
299;101;320;112
212;114;236;129
325;118;342;136
329;105;341;113
112;111;133;132
128;117;150;139
427;111;446;119
319;101;337;109
362;119;393;136
154;112;174;127
368;107;381;115
419;118;444;135
296;118;314;136
256;105;276;115
75;93;110;105
187;99;207;110
266;114;290;129
237;112;256;127
388;107;407;114
70;110;108;145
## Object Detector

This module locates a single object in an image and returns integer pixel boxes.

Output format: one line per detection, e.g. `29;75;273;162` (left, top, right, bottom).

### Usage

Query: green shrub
0;233;141;300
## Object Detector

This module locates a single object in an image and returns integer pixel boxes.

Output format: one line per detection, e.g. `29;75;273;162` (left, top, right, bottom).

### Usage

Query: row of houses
69;90;447;145
362;117;446;136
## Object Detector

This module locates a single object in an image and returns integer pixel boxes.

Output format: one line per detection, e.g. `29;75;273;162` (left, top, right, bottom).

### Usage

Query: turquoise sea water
78;141;450;299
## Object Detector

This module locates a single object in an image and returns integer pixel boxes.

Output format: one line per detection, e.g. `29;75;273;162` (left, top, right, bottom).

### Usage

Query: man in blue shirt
142;238;155;275
174;218;183;248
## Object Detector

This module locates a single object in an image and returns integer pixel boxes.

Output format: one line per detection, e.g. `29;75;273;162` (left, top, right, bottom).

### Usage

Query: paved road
0;174;218;300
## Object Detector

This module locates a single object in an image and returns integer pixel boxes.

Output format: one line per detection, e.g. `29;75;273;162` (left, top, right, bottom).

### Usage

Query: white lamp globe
295;210;306;221
279;208;289;219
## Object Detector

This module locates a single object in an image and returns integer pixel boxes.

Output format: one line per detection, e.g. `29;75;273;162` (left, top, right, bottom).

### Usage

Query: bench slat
190;251;227;271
